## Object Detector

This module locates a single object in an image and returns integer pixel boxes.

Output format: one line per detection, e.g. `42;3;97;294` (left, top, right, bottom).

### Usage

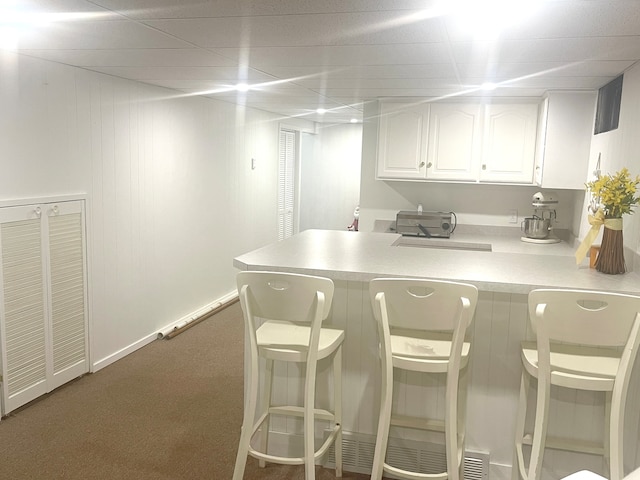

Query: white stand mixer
521;191;561;244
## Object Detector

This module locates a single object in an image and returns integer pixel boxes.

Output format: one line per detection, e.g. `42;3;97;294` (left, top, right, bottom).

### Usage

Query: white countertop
234;229;640;295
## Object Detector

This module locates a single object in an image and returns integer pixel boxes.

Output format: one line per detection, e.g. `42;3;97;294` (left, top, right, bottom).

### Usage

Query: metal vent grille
324;431;489;480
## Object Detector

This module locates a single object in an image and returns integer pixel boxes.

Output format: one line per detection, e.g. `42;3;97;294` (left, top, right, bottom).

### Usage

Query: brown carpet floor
0;301;371;480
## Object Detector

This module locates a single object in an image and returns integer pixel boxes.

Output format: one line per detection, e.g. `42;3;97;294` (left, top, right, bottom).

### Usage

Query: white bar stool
369;278;479;480
232;271;344;480
514;289;640;480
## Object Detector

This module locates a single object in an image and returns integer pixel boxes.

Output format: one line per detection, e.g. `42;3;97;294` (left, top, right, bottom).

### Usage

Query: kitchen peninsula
234;229;640;479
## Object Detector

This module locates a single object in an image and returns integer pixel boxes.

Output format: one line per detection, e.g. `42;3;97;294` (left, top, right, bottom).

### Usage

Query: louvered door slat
0;217;48;410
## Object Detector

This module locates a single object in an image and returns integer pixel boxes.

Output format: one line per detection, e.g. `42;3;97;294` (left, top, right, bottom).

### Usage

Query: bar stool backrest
529;289;640;348
237;271;334;323
369;278;479;332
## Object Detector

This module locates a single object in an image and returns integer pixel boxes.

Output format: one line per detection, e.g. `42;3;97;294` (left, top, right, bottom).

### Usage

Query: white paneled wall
0;52;312;370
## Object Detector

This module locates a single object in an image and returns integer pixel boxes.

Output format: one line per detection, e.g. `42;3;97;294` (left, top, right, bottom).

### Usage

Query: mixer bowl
522;217;551;239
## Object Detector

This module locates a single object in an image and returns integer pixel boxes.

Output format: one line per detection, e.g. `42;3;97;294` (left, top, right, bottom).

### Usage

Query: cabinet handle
482;164;487;170
426;162;432;168
419;161;426;168
48;205;59;216
34;207;41;218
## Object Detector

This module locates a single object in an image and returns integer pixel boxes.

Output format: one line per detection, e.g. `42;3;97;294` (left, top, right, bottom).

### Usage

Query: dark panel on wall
594;74;623;135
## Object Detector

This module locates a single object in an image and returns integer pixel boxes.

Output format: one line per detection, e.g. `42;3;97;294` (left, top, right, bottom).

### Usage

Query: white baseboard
92;332;157;372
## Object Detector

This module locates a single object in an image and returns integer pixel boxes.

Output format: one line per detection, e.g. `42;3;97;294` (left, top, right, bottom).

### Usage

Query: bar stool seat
514;289;640;480
369;278;479;480
233;271;343;480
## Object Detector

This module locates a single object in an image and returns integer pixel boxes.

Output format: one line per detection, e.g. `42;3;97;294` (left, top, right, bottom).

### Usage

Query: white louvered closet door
0;200;88;415
278;129;296;241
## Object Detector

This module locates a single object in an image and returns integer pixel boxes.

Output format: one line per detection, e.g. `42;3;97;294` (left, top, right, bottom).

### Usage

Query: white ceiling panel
90;0;435;19
15;20;191;49
87;66;278;83
211;43;452;67
17;49;237;67
456;61;637;79
5;0;640;123
264;64;460;80
144;12;446;49
452;37;640;64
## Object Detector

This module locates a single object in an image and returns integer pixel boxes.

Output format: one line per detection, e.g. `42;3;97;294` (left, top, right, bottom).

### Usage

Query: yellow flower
586;168;640;218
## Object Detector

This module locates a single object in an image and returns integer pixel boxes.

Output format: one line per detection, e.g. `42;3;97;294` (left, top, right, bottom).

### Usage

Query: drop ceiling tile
456;61;636;79
445;0;640;41
293;77;461;90
145;12;445;48
458;76;614;90
263;64;459;80
212;43;452;67
88;66;275;82
17;49;237;67
16;20;191;50
15;0;112;14
91;0;432;19
452;37;640;64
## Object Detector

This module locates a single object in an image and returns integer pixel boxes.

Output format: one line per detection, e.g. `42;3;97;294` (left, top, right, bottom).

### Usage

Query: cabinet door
0;204;49;413
426;103;482;181
480;103;538;183
0;200;88;415
534;97;549;186
538;91;597;189
376;103;427;179
44;201;88;390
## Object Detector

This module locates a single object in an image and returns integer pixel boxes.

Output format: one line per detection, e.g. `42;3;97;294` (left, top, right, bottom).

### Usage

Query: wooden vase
595;224;626;274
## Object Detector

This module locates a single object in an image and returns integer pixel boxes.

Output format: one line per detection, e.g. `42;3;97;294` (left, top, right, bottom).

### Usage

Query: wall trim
0;193;88;208
92;332;157;372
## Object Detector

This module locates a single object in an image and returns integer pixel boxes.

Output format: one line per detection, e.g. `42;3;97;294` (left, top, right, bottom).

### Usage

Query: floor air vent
323;431;489;480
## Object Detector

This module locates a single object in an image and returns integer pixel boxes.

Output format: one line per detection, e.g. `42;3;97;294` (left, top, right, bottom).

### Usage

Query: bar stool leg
513;371;529;480
371;349;392;480
610;389;624;480
527;375;550;480
258;359;274;468
334;348;343;477
233;355;260;480
304;358;318;480
604;391;611;475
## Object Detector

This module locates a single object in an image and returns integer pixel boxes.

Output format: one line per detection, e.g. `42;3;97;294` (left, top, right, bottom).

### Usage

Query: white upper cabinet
535;91;597;189
376;102;428;179
376;99;540;184
426;103;482;181
480;103;539;183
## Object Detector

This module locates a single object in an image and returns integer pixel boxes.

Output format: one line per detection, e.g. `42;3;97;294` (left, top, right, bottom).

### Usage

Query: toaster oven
395;211;455;238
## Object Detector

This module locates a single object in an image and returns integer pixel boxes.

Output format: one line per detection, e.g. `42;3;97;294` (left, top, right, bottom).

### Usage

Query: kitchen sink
392;236;492;252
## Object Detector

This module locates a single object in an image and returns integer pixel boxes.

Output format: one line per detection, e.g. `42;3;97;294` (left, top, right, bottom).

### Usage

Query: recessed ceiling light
316;108;327;114
350;118;358;123
481;82;497;91
234;83;250;92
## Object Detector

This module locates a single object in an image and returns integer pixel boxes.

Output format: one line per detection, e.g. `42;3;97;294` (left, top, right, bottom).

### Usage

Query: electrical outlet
508;209;518;223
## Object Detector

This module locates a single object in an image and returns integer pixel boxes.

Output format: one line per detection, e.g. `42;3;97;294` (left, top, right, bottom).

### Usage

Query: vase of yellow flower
583;168;640;274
